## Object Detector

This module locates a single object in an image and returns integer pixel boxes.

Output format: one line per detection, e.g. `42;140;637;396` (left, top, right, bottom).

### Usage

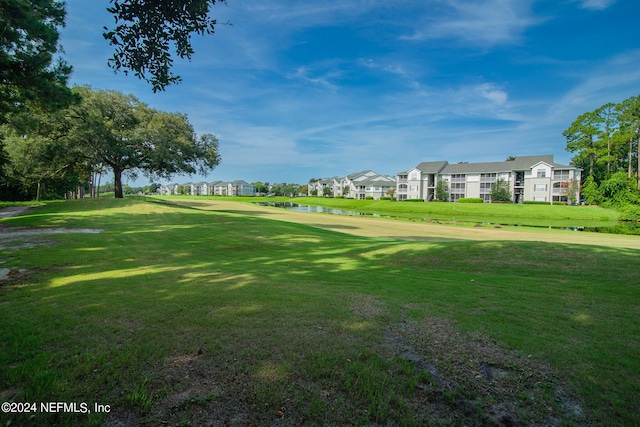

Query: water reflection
255;202;368;216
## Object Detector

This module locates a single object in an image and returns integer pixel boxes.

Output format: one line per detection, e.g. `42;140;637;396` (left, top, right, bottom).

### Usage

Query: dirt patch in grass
381;309;586;426
117;294;589;426
0;207;101;284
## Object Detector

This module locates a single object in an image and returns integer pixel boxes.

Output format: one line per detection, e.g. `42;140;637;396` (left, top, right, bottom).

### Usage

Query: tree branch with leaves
103;0;228;92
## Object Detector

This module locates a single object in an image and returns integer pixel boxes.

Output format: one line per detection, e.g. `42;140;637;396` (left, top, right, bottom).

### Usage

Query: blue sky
59;0;640;186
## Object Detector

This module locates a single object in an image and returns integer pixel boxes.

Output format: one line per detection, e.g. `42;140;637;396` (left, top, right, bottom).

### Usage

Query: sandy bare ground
174;199;640;250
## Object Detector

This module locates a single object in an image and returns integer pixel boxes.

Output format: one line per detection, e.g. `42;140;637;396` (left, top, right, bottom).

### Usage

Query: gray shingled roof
416;161;448;174
440;155;570;174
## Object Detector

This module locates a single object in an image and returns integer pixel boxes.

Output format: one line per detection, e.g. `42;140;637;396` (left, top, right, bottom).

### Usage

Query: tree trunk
629;138;633;178
114;168;124;198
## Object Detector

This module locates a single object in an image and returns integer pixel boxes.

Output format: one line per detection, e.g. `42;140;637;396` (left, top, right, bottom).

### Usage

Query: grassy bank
1;197;638;426
284;196;621;227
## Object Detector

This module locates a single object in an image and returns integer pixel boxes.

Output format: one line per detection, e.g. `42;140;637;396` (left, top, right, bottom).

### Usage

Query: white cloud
286;66;340;90
573;0;616;11
401;0;541;47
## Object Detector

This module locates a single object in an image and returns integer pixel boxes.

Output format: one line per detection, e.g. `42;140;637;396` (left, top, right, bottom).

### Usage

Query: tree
253;181;269;195
581;176;601;205
1;0;229;118
599;172;640;208
66;87;220;198
104;0;228;92
386;188;396;199
563;179;581;205
323;186;332;197
563;111;603;180
490;178;511;202
1;105;93;200
0;0;76;121
435;180;449;201
616;96;640;187
2;130;90;200
593;103;619;175
566;95;639;187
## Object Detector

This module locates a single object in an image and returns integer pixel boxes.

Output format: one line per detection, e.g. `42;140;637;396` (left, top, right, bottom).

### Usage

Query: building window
553;170;570;180
537;169;546;178
410;173;419;180
480;173;497;182
480;182;493;193
450;174;465;183
535;184;547;192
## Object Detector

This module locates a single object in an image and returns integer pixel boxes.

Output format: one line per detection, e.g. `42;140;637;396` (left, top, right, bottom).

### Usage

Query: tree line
1;86;220;200
564;95;640;218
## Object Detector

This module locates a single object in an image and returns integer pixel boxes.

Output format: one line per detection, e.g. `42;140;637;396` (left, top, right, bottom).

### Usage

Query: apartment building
308;170;396;200
397;155;581;203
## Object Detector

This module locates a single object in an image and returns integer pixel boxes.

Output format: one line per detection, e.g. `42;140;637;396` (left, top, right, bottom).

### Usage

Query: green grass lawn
1;197;638;426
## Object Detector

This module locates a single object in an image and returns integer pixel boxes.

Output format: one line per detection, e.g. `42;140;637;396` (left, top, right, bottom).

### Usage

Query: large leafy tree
1;103;91;200
0;0;76;121
66;87;220;198
103;0;228;92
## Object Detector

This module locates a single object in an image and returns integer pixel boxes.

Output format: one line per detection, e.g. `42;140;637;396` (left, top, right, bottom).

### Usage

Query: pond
254;202;376;217
254;202;640;235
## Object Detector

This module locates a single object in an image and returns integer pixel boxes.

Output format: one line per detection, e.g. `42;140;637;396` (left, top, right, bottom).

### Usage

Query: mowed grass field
1;196;639;426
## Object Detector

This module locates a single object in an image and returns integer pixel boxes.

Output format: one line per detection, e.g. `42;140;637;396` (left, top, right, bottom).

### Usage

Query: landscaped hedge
403;198;425;202
458;198;483;203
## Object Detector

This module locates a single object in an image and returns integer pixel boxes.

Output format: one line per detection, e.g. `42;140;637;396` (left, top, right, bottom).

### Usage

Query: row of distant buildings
160;154;581;204
160;180;256;197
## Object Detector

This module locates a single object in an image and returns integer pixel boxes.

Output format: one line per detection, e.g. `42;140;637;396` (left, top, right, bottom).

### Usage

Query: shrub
458;198;483;203
523;201;552;205
379;196;393;201
435;180;449;201
403;198;425;202
618;204;640;221
365;196;374;200
491;178;512;202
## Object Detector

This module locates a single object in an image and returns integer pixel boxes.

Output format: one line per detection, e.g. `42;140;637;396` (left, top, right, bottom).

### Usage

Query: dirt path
0;205;34;219
176;199;640;250
0;206;100;283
